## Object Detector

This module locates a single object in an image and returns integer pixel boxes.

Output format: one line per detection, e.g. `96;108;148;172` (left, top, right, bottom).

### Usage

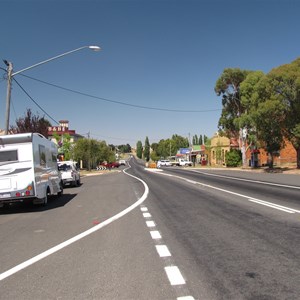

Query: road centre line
191;170;300;190
146;220;156;227
0;166;149;282
157;172;300;214
165;266;186;285
150;230;162;239
140;203;193;299
156;245;172;257
143;212;152;218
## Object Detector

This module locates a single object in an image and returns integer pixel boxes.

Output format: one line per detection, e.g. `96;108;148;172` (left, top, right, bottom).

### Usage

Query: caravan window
39;145;46;166
0;150;18;162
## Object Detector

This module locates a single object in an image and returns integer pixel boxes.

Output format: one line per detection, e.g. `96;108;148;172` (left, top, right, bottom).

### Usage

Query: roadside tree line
9;109;129;170
215;57;300;168
136;134;191;162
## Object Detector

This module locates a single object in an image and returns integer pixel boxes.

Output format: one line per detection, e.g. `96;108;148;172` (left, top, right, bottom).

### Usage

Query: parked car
97;161;120;170
158;160;172;166
178;159;192;166
119;160;126;166
58;161;81;187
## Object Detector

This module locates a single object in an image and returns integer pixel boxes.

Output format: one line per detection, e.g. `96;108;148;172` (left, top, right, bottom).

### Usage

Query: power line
12;78;59;125
20;74;221;113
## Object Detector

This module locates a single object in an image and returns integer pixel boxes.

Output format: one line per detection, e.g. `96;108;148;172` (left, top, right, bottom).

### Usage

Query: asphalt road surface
0;157;299;300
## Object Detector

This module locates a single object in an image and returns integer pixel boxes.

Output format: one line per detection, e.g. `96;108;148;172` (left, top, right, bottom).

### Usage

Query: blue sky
1;0;299;146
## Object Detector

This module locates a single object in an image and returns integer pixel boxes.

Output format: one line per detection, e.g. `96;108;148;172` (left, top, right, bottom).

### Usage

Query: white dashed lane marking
150;230;162;239
165;266;186;285
156;245;172;257
141;205;194;299
146;220;156;227
143;212;152;218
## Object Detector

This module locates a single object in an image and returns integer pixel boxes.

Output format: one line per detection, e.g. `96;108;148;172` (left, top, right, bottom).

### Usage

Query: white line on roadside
141;207;148;212
165;266;186;285
177;297;195;300
0;165;149;282
155;245;171;257
157;172;300;214
248;198;300;213
192;170;300;190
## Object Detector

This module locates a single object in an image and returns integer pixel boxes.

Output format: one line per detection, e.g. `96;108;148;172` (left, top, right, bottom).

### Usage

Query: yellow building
210;132;238;166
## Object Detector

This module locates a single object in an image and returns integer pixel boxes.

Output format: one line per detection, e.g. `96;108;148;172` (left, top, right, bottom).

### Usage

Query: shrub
225;149;242;167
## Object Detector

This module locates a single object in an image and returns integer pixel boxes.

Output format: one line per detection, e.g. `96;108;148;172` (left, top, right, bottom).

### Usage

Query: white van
0;133;63;207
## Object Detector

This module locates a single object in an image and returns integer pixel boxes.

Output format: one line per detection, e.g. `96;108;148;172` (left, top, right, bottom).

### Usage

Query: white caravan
0;133;63;207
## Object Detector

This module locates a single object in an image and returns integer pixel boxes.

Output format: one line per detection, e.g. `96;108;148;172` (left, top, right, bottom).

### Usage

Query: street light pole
4;62;13;135
3;45;101;134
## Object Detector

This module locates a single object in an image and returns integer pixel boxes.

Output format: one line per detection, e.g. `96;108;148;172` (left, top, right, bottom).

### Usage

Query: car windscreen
58;164;72;171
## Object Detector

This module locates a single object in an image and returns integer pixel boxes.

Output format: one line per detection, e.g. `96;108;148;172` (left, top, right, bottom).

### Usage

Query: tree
266;58;300;168
199;134;203;145
136;141;143;159
144;137;150;162
253;99;285;168
171;134;189;149
117;144;131;153
215;68;252;167
10;108;51;137
192;135;198;145
53;133;73;161
73;138;114;170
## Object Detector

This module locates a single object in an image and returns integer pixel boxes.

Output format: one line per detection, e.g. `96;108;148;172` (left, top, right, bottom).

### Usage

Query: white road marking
141;207;148;212
0;165;149;282
192;169;300;190
177;297;195;300
155;245;171;257
143;212;152;218
157;172;300;214
248;198;300;213
146;220;156;227
165;266;186;285
150;230;162;239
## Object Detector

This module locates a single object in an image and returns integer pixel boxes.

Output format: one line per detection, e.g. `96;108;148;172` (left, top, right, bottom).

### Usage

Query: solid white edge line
165;266;186;285
192;169;300;190
248;199;295;213
157;172;300;214
0;163;149;282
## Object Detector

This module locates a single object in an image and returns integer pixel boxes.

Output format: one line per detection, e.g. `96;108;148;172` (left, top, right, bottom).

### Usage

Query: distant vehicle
58;161;81;187
119;160;126;166
158;160;172;166
97;161;120;170
178;159;192;166
0;133;63;207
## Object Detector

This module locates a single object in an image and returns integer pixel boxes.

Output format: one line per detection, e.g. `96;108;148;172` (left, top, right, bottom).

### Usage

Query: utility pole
4;61;13;134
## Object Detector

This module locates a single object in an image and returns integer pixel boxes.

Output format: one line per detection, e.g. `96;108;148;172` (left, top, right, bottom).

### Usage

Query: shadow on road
0;194;77;215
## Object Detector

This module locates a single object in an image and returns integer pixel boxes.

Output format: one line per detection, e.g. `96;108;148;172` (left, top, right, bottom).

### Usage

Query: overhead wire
19;74;221;113
12;78;59;125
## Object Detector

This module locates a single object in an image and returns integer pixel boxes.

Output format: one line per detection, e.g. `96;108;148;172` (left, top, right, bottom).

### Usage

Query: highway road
0;157;299;299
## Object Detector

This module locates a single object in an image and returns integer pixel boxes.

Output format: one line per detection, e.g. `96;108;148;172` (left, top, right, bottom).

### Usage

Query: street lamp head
88;45;101;51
